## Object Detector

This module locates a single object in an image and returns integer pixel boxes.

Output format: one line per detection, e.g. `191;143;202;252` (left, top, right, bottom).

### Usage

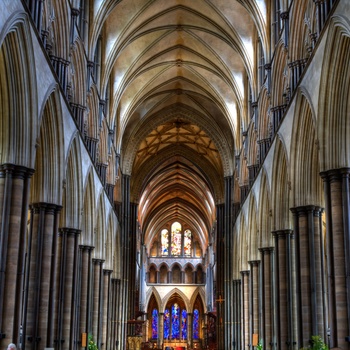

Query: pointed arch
271;42;288;108
239;214;249;272
82;169;96;245
318;15;350;171
0;13;37;167
247;194;259;261
60;135;83;228
94;192;107;258
290;91;322;207
86;85;100;139
258;169;272;247
271;137;291;230
70;38;87;105
31;89;64;204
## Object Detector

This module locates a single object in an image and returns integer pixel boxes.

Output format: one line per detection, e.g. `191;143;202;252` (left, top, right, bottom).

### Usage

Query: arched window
181;309;187;340
171;222;182;255
172;303;180;339
184;229;192;256
152;309;158;339
164;308;170;339
163;303;188;340
193;309;200;339
161;229;169;256
157;222;194;257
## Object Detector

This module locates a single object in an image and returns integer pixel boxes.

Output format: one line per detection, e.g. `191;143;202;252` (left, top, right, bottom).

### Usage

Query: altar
163;340;187;350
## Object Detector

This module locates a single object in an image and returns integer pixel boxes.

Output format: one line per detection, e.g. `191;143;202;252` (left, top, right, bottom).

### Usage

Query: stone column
232;279;241;349
240;270;250;349
25;203;62;350
54;228;80;350
258;248;275;349
158;312;164;348
112;279;121;350
102;270;112;349
92;259;104;347
320;168;350;348
187;312;193;349
216;203;225;350
272;229;294;349
291;206;326;347
78;246;94;344
248;261;260;346
0;164;34;347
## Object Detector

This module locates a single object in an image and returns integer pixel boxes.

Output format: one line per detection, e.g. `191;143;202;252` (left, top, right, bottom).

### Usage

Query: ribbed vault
100;0;263;255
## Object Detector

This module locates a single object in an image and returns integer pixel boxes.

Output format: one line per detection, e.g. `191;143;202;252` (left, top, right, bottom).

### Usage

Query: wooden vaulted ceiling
96;0;264;251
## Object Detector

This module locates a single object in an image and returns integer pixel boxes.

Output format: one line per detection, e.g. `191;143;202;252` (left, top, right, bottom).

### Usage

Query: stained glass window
161;229;169;256
193;309;199;339
184;229;192;256
152;309;158;339
172;303;180;339
164;308;170;339
171;222;182;255
181;309;187;340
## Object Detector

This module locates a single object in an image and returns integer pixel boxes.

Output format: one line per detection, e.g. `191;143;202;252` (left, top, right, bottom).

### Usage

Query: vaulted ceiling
94;0;265;251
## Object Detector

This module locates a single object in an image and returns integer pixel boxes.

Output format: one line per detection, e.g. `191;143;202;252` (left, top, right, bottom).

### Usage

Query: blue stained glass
172;303;180;339
193;309;199;339
181;309;187;340
164;309;170;339
152;309;158;339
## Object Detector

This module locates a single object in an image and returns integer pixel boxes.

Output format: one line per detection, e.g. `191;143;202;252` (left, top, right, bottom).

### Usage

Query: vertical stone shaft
259;248;274;348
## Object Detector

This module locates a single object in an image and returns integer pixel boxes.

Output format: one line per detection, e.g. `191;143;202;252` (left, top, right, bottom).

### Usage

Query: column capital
30;202;63;214
79;244;94;252
258;246;274;254
0;163;35;179
92;258;105;265
320;168;350;182
290;205;324;216
280;11;289;20
103;269;113;275
58;227;81;236
248;260;260;266
71;7;80;16
240;270;250;276
272;229;293;238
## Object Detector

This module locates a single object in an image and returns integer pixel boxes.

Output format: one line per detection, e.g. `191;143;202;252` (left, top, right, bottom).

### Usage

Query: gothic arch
257;169;272;247
289;0;310;62
82;169;96;245
161;289;190;312
60;135;83;228
0;13;37;167
86;85;100;139
318;15;350;171
94;192;107;258
70;38;87;106
271;137;291;230
247;124;258;167
257;87;271;142
232;225;240;278
290;90;323;207
189;288;206;313
105;212;118;271
238;214;249;271
271;41;288;108
131;146;223;204
50;0;70;60
31;89;64;204
247;194;259;261
121;105;234;176
145;289;162;318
